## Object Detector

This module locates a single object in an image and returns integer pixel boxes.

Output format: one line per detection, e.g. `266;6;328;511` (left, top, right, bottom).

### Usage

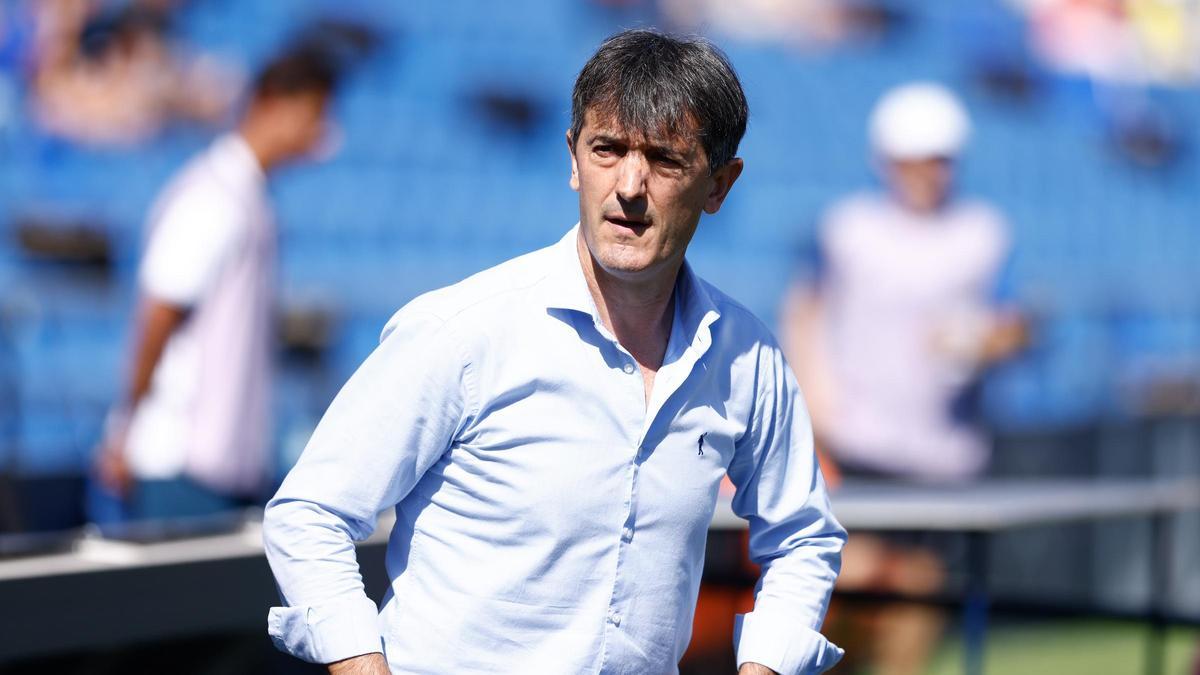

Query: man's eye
593;145;615;156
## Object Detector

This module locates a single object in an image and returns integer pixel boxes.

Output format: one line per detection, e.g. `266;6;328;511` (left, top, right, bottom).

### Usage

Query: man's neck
238;120;277;175
576;232;678;372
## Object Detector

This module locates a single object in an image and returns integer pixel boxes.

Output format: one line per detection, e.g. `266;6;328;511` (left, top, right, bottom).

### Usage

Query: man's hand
94;410;134;497
327;652;389;674
738;663;778;675
95;440;134;497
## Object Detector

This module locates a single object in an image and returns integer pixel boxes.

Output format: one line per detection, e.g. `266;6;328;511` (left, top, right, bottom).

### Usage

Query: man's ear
566;131;580;192
703;158;744;214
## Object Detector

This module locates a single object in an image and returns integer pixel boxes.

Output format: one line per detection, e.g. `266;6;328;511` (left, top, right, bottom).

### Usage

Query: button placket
598;341;645;654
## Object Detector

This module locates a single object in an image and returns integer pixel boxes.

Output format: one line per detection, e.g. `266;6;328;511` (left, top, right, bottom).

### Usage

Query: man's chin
594;251;661;279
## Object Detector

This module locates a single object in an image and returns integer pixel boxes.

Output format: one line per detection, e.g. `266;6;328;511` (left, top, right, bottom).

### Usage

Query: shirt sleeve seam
403;309;481;429
447;319;482;424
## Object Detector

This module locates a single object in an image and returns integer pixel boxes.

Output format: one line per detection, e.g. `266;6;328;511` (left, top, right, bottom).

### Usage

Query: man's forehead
581;109;700;153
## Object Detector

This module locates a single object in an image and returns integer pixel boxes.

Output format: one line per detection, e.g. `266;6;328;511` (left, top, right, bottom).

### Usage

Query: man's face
885;156;954;214
272;90;332;161
568;109;742;281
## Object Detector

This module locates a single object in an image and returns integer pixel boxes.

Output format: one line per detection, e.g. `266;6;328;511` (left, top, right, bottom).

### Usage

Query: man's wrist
104;405;132;437
327;652;388;674
738;662;778;675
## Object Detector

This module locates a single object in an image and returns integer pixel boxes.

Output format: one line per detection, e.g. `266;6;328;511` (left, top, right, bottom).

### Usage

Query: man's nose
615;154;649;202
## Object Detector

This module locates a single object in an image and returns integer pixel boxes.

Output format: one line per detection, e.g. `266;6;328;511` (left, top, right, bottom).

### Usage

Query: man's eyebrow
585;131;693;162
646;144;685;159
587;133;625;145
591;133;686;153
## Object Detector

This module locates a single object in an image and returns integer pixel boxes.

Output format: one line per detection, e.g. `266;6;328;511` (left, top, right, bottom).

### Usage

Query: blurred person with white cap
778;82;1027;675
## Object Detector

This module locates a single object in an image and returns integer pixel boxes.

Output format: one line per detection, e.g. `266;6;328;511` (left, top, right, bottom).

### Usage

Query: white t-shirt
813;192;1010;481
125;133;275;496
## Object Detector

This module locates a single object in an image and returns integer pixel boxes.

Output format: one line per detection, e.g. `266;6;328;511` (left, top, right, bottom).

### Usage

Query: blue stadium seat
7;0;1200;475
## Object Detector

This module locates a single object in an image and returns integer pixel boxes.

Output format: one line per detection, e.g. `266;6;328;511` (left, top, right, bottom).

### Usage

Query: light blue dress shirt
265;226;845;674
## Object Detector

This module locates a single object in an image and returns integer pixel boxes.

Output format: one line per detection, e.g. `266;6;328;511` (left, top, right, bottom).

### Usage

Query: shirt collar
540;225;599;316
540;224;722;346
673;255;721;353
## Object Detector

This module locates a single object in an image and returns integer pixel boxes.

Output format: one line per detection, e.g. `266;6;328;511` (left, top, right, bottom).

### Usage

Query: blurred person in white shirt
30;0;241;147
94;49;337;521
779;82;1027;675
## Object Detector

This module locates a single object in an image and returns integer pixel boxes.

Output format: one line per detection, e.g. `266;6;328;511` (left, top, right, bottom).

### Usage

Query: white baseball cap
868;82;971;160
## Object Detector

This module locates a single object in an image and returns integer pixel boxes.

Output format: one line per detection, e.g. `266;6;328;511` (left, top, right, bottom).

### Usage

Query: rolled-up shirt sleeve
728;342;846;675
263;307;476;665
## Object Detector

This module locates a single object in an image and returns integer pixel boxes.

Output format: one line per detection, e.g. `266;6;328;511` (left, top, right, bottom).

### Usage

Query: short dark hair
252;49;338;100
570;29;748;172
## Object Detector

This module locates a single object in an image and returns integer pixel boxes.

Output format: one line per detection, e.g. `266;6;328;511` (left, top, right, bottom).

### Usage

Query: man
265;30;844;675
781;81;1025;486
779;82;1026;675
95;49;337;520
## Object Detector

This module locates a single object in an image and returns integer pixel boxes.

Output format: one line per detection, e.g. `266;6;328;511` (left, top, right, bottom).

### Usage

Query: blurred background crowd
0;0;1198;673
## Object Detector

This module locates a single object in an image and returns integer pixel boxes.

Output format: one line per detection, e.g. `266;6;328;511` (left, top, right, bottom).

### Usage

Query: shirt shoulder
148;150;248;239
816;191;892;254
948;198;1010;250
695;275;782;358
139;148;255;304
693;276;799;445
382;241;558;339
820;191;889;232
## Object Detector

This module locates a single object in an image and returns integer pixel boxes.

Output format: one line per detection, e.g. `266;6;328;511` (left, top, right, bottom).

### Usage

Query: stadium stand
1;0;1197;510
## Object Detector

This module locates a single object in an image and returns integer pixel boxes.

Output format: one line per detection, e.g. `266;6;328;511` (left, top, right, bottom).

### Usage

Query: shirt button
622;363;635;374
621;527;633;541
609;610;621;626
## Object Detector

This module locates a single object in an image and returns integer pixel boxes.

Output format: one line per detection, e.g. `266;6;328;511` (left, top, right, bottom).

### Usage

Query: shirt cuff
734;611;843;675
268;595;383;664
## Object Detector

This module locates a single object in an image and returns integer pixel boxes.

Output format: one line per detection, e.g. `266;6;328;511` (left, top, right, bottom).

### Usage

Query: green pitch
925;619;1199;675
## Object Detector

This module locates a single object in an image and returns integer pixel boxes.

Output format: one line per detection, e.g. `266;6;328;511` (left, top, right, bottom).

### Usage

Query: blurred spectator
1003;0;1197;167
1127;0;1200;84
1011;0;1200;85
661;0;897;50
779;82;1027;675
92;48;339;522
28;0;240;147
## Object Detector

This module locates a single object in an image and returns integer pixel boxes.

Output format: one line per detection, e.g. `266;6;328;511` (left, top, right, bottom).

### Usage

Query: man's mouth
604;215;649;229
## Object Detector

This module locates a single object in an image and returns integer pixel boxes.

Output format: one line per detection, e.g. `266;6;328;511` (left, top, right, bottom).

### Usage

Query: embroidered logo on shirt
697;433;707;456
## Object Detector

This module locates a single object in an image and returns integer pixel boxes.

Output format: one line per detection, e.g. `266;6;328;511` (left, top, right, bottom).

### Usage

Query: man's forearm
97;298;189;493
328;652;388;674
738;663;777;675
124;299;188;408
